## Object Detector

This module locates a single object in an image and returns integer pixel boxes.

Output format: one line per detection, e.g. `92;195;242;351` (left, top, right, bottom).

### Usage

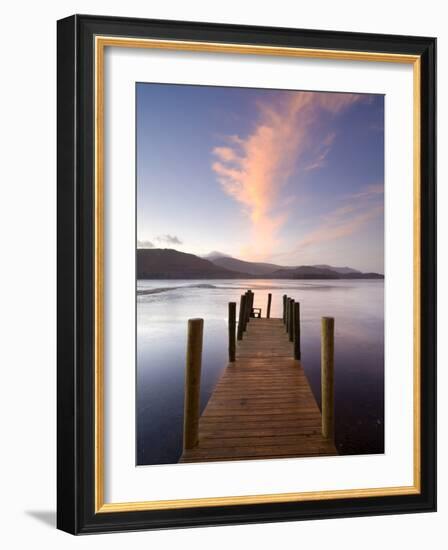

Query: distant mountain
312;264;361;275
137;248;384;279
202;251;229;260
209;256;383;278
270;266;383;279
137;249;247;279
340;272;384;279
211;256;285;276
271;266;341;279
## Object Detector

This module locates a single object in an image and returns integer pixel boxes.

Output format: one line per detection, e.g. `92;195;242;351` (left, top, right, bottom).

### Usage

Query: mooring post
282;294;287;324
246;290;253;323
294;301;301;360
288;299;295;342
286;297;291;332
321;317;335;440
244;291;249;325
267;293;272;319
228;302;236;362
183;318;204;450
237;294;247;340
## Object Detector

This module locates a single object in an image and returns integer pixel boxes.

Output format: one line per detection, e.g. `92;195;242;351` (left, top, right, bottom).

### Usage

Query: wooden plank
203;400;320;411
181;441;336;461
207;396;318;405
180;451;337;463
196;434;331;449
199;413;323;424
199;426;322;438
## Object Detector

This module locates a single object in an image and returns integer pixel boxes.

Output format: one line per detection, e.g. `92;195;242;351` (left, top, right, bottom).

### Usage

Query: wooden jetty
180;293;337;463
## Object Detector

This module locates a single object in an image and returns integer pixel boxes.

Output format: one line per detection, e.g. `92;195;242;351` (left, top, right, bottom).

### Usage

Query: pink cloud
305;131;338;171
305;149;331;172
212;146;238;163
346;182;384;200
298;205;383;249
212;91;362;258
323;132;337;147
297;184;384;250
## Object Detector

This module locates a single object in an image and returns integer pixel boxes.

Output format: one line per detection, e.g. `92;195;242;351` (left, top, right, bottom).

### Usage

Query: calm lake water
136;279;384;465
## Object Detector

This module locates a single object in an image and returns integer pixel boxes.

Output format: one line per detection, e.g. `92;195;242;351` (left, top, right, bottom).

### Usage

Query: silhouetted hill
137;249;247;279
137;248;384;279
211;256;284;276
270;266;384;279
271;266;341;279
209;256;382;278
341;272;384;279
202;251;229;260
312;264;361;275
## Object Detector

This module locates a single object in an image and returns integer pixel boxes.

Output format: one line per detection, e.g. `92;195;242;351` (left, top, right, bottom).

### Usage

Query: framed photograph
57;14;436;534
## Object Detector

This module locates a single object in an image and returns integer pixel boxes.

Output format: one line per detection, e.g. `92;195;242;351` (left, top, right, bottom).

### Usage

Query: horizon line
136;246;384;275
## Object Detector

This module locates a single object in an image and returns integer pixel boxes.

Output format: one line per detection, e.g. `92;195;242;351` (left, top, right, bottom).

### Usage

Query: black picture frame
57;14;436;534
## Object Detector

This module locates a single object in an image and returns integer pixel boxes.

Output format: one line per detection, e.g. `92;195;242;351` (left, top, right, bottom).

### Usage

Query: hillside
211;256;284;276
270;266;383;279
208;255;382;278
136;248;384;279
137;249;247;279
270;266;341;279
312;264;361;275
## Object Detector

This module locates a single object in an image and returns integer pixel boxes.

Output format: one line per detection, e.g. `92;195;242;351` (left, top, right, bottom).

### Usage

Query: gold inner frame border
94;35;421;513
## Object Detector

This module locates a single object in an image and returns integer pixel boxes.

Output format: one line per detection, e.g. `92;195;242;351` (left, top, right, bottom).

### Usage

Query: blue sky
136;83;384;273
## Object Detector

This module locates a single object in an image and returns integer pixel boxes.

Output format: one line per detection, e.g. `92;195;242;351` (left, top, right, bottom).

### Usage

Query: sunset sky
136;83;384;273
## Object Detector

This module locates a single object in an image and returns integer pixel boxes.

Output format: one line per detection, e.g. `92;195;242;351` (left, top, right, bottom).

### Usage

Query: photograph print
136;83;384;466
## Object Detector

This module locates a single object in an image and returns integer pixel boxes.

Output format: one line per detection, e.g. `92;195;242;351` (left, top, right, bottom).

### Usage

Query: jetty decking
180;295;337;463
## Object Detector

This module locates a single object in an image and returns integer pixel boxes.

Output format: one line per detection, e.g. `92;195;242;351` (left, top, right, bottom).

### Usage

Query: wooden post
246;291;253;323
244;291;249;325
266;293;272;319
321;317;335;440
288;299;295;342
282;294;287;324
237;294;247;340
183;318;204;450
285;297;290;332
228;302;236;361
294;301;301;360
